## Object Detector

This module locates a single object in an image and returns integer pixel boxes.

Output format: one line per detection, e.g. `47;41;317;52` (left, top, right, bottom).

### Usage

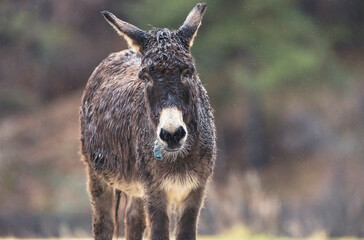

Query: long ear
177;3;207;48
101;11;150;51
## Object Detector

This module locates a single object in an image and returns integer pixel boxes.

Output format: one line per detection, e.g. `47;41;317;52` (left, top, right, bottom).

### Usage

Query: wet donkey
80;3;216;240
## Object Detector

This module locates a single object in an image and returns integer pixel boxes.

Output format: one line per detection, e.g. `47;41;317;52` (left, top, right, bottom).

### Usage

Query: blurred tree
299;0;364;51
0;1;71;101
0;0;119;114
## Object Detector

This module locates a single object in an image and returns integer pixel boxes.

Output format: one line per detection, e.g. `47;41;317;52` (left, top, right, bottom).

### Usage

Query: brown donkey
80;3;216;240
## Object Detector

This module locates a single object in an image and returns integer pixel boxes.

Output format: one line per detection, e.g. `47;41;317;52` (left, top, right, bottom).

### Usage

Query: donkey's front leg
125;197;146;240
175;187;205;240
88;168;115;240
145;189;170;240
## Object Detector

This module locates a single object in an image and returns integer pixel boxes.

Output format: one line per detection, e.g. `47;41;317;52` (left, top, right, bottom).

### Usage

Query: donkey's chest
114;172;200;205
161;173;200;205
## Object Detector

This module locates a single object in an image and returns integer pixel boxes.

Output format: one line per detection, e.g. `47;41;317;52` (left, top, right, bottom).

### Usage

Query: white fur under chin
161;170;200;205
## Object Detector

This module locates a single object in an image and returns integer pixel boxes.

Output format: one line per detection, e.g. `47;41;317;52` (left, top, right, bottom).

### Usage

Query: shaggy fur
80;3;216;240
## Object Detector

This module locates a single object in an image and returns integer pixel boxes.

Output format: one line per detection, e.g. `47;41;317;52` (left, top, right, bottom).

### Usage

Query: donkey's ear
101;11;150;51
177;3;207;48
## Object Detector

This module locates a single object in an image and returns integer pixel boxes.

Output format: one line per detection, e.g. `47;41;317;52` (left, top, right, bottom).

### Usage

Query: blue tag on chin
153;142;163;160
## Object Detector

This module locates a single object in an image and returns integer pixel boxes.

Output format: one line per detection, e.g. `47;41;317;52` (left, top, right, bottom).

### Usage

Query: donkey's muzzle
157;107;188;151
159;126;186;149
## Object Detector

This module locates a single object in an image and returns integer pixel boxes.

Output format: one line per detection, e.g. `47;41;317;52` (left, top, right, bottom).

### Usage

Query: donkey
80;3;216;240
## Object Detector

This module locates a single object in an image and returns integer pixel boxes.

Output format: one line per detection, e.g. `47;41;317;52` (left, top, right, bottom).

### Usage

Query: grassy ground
1;225;363;240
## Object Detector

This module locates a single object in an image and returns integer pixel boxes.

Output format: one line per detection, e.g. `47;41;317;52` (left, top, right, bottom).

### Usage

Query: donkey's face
102;3;207;152
139;29;197;151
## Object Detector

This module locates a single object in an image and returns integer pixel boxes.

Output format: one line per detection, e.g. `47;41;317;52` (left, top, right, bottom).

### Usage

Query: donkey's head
102;3;207;154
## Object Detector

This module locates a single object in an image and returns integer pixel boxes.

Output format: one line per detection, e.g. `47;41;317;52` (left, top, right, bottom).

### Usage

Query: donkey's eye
140;72;152;82
181;69;193;82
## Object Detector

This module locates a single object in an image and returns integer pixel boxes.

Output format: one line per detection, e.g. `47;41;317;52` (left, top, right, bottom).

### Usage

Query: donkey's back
80;49;145;182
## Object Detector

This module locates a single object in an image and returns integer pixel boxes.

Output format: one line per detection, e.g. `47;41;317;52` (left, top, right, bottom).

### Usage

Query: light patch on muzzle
157;107;188;148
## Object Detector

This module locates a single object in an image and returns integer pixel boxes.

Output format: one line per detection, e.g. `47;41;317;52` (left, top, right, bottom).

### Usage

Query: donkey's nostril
173;126;186;142
159;126;186;147
159;128;171;143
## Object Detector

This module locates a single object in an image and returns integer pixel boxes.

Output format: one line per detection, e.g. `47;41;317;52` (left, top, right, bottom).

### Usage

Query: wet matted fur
80;3;216;240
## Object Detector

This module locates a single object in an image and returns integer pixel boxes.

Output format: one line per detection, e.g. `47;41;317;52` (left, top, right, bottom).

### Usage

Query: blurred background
1;0;364;238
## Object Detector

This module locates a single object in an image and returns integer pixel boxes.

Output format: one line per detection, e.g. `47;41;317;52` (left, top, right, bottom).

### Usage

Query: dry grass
1;225;363;240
